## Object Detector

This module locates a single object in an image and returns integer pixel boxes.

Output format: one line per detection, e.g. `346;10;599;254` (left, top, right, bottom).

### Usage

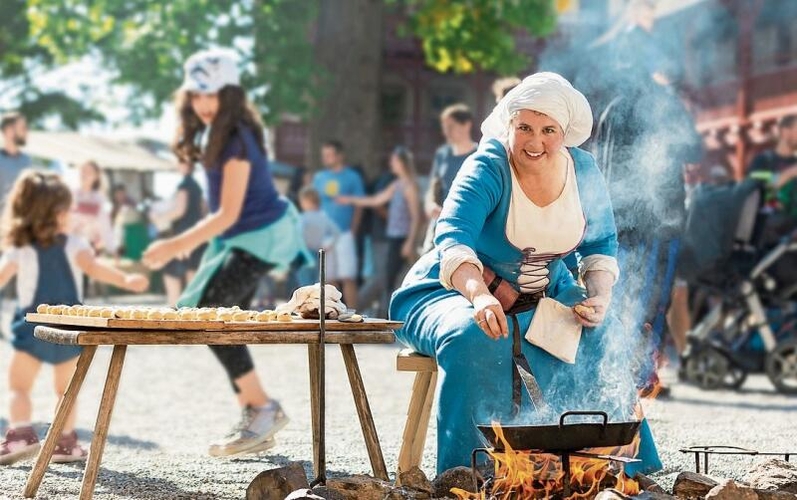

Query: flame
452;422;641;499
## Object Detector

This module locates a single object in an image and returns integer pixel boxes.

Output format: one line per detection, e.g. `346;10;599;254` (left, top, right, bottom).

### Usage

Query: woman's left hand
142;239;181;270
573;293;611;328
335;196;352;205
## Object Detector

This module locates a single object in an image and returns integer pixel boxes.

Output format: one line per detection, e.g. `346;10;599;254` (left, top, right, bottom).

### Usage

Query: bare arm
573;269;615;327
403;183;421;252
76;249;149;292
450;262;508;339
339;182;397;207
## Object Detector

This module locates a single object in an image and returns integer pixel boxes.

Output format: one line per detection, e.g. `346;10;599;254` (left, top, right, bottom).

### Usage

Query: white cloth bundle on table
276;283;347;318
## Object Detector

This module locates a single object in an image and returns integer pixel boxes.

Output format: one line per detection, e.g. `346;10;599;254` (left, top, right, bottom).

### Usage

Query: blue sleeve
434;153;502;252
219;129;246;166
576;152;619;259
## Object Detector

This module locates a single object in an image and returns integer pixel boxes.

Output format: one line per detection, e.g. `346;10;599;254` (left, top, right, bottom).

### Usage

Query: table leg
24;346;97;498
308;345;324;481
340;344;388;480
79;345;127;500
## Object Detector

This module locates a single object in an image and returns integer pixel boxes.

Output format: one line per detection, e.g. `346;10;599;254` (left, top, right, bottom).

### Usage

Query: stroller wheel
724;363;748;389
765;338;797;394
683;347;732;390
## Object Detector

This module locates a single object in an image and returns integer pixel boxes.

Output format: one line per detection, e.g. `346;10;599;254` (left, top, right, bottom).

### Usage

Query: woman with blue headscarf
389;73;661;474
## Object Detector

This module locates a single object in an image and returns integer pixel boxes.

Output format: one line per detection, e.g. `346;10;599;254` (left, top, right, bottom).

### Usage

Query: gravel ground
0;296;795;499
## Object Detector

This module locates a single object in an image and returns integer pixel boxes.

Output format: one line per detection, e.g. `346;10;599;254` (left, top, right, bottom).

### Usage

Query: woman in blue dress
389;73;661;475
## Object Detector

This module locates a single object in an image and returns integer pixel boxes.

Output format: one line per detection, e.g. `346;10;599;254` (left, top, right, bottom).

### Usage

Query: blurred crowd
1;0;795;391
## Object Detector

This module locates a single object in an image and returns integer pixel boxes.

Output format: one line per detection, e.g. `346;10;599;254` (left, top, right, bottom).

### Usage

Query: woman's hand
573;293;611;328
142;239;182;270
124;274;150;293
472;292;508;340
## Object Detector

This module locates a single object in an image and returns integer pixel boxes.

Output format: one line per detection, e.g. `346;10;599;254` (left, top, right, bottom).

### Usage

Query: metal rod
561;453;571;499
680;446;797;474
471;448;491;492
311;249;327;486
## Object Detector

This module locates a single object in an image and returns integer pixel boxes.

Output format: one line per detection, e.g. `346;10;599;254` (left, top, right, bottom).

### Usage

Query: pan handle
559;411;608;429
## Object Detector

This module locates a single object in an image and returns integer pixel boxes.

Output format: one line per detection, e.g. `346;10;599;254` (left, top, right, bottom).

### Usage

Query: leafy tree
401;0;559;75
9;0;562;169
0;0;101;128
23;0;318;125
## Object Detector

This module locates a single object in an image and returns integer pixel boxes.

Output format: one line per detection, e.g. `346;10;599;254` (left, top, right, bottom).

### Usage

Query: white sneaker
208;400;289;457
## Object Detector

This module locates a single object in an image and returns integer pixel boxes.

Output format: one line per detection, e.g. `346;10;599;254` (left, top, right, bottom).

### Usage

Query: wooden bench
396;349;437;475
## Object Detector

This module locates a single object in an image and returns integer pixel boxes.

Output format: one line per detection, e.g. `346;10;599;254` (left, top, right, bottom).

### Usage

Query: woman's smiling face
507;109;564;171
190;92;220;125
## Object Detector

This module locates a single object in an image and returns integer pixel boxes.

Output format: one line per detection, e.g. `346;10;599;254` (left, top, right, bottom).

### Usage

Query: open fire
452;422;641;500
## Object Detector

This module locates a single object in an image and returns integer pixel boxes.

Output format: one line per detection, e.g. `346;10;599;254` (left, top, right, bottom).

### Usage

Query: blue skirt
390;279;662;475
12;309;82;364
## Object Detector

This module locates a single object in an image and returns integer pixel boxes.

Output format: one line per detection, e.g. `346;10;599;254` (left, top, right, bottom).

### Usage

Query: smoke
487;1;730;425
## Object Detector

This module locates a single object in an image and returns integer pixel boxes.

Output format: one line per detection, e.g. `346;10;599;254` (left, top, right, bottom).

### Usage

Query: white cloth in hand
525;297;583;364
276;284;347;318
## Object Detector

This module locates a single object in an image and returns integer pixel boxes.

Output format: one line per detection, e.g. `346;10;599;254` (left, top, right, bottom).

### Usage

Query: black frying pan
477;411;641;452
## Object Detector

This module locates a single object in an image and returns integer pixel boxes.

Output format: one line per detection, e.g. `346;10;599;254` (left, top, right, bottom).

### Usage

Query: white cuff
579;254;620;284
440;245;483;290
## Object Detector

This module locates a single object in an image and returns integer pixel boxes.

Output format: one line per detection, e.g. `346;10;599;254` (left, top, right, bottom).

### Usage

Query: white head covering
480;72;593;148
181;48;240;93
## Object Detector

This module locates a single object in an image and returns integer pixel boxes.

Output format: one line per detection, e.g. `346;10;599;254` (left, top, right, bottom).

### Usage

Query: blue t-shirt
204;125;287;239
312;167;365;231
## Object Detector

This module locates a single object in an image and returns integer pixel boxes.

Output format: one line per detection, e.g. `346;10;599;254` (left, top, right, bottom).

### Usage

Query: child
297;186;339;286
0;170;149;465
142;48;310;457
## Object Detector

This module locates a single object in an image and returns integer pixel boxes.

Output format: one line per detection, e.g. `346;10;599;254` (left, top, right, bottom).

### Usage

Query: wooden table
22;318;400;500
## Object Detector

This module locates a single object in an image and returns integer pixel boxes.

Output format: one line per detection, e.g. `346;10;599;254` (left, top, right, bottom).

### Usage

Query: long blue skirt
390;282;662;475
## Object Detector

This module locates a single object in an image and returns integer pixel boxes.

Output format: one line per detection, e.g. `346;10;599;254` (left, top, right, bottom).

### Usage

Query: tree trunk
307;0;384;178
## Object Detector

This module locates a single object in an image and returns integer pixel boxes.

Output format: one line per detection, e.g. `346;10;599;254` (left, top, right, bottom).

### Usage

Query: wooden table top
33;320;400;346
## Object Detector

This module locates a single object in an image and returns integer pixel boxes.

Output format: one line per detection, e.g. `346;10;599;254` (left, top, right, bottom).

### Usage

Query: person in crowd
312;140;365;308
422;104;476;253
357;168;396;317
71;160;116;255
151;161;207;306
0;112;31;205
286;165;310;208
110;183;138;258
296;186;340;286
590;0;703;397
0;170;148;465
142;48;310;457
337;146;421;292
748;114;797;220
389;73;661;475
0;112;32;337
492;77;521;104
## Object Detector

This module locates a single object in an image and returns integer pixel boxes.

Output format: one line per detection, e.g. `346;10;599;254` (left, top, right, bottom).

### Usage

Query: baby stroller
678;179;797;394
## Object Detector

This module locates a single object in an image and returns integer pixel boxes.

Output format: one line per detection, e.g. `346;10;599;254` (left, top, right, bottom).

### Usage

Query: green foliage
400;0;558;75
1;0;101;129
20;0;319;125
6;0;559;128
